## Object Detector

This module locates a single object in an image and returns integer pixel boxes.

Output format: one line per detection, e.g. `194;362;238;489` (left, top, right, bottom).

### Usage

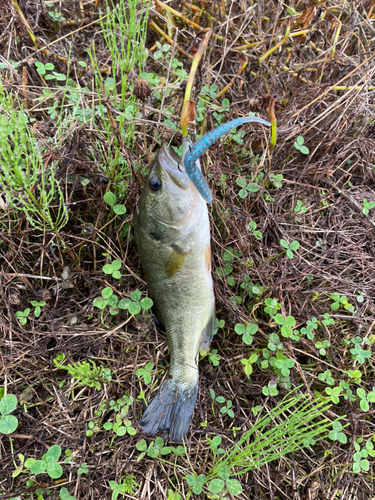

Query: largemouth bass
134;143;215;442
134;116;271;441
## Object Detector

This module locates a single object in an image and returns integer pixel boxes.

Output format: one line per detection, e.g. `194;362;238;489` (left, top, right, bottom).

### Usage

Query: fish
134;116;270;442
134;142;215;442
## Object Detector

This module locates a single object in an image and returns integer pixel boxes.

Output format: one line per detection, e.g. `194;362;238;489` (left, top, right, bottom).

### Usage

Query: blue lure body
183;116;271;203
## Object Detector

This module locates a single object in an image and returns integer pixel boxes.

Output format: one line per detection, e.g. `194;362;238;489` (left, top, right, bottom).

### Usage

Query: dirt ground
1;1;375;499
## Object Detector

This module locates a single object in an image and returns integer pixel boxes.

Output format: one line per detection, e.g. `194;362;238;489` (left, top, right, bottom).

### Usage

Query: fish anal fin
199;309;215;355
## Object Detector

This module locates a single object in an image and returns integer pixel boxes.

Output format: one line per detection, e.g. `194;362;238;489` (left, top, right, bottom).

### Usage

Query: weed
60;487;77;500
235;322;258;345
186;392;339;499
208;350;221;366
136;437;172;460
353;439;375;473
136;362;154;384
103;191;127;215
362;199;375;215
280;239;300;259
0;87;68;232
103;259;122;279
168;490;182;500
104;414;136;436
294;200;307;213
318;370;335;385
236;177;260;199
28;444;63;479
274;313;297;338
328;421;347;444
294;136;309;154
214;318;225;335
315;340;330;356
262;381;279;396
77;462;89;475
29;300;46;318
356;387;375;411
325;386;341;404
0;394;18;434
109;473;139;498
263;298;281;318
269;173;283;188
241;353;258;376
209;390;235;418
248;220;262;240
349;337;371;364
15;308;31;326
53;354;112;390
329;293;355;313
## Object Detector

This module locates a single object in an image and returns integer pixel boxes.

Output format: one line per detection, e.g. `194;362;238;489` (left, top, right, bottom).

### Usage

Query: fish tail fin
140;380;198;442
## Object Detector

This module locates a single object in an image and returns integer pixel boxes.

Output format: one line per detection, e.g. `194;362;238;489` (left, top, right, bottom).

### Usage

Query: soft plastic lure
183;116;271;203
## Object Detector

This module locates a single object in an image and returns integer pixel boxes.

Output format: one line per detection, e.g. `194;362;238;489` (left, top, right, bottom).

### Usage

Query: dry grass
1;0;375;499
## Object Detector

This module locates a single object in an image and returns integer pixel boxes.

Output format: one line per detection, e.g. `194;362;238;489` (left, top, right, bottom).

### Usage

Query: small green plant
168;489;182;500
352;440;375;473
214;318;225;335
53;354;112;390
322;313;334;326
325;386;341;404
29;300;46;318
136;437;172;461
236;177;260;199
15;308;30;326
263;298;281;318
0;394;18;434
102;259;122;279
209;390;234;418
78;462;89;474
328;421;347;444
315;340;330;356
208;350;221;366
248;220;262;240
294;200;307;213
318;370;334;385
294;136;309;154
269;173;283;188
136;362;154;384
109;473;139;499
104;414;136;436
28;444;63;479
0;87;68;232
103;191;127;215
349;337;371;364
362;199;375;215
262;381;279;396
60;487;77;500
241;353;258;376
93;288;152;319
280;239;300;259
274;314;297;338
329;293;355;313
117;289;153;315
234;322;258;345
356;387;375;411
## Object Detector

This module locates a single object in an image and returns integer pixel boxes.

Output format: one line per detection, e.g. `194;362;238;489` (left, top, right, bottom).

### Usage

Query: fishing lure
183;116;271;203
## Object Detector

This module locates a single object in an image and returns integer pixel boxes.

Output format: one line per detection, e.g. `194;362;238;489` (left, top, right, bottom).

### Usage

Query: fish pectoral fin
199;309;215;355
165;247;191;277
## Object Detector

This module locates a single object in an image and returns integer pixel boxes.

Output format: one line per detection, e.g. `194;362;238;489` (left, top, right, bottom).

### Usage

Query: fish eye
149;176;162;192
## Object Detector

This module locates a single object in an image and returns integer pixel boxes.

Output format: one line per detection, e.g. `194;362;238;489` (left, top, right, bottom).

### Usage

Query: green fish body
134;143;215;442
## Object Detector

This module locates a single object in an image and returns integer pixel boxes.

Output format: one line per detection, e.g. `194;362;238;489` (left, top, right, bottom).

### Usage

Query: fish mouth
158;143;190;190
